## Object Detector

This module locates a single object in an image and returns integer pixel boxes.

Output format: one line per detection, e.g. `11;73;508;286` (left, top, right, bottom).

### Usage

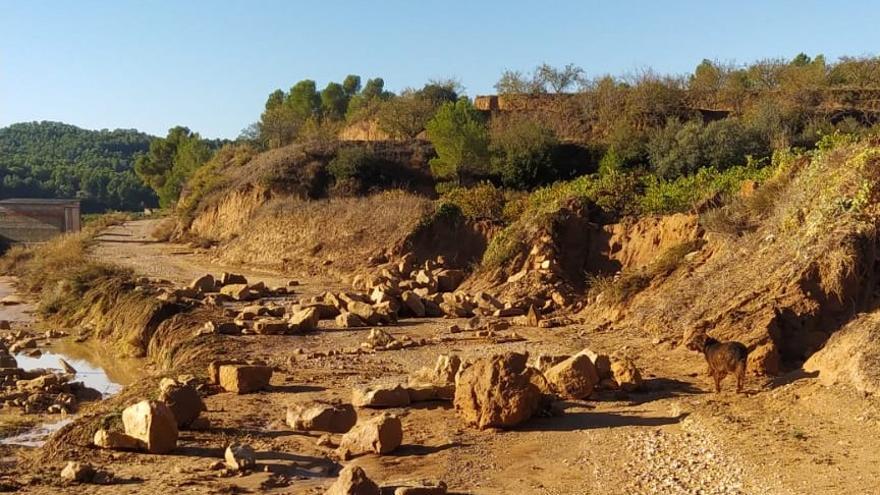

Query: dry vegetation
215;190;432;274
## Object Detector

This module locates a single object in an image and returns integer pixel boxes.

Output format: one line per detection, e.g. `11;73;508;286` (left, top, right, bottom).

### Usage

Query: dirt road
9;219;880;494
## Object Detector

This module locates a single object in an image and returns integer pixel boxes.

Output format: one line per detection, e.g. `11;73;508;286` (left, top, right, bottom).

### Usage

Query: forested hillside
0;121;158;212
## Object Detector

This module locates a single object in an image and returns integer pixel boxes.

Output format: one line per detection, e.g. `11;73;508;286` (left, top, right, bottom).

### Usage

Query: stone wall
0;199;81;243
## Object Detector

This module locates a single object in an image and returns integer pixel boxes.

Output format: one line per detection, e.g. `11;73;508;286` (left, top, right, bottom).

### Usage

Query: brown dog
687;334;748;393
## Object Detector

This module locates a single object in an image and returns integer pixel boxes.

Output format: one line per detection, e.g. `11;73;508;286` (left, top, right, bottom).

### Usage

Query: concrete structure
0;198;81;244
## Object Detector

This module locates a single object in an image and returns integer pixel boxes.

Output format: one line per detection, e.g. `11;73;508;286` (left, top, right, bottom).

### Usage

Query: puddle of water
12;350;123;396
0;278;143;447
1;419;74;448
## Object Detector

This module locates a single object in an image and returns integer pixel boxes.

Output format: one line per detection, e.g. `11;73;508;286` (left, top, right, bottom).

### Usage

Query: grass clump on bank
0;213;133;314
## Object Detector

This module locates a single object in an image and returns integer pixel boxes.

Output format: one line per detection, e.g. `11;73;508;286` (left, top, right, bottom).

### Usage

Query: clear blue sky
2;0;878;139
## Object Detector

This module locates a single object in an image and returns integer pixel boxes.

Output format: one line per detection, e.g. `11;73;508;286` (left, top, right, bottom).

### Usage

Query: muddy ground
2;219;880;494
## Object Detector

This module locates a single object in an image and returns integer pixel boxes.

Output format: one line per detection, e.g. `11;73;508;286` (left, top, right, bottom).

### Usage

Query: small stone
337;413;403;458
60;461;95;483
225;443;256;471
286;401;357;433
352;384;411;408
325;465;380;495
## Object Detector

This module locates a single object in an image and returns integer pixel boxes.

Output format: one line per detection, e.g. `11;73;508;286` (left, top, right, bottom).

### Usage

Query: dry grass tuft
150;217;177;241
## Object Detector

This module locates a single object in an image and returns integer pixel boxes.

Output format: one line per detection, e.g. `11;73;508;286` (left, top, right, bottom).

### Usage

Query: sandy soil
5;219;880;494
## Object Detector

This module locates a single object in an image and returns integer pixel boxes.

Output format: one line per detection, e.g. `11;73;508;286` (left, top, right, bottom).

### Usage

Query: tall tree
286;80;321;121
425;99;490;183
342;74;362;96
321;82;348;121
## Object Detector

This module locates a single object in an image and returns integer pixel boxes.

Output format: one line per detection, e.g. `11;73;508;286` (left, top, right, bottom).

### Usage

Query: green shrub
441;183;507;221
489;115;559;189
328;147;387;194
648;117;770;179
640;159;773;214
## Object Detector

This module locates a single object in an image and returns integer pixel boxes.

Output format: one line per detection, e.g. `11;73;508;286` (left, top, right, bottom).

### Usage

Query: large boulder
287;401;357;433
336;311;367;328
347;300;380;325
410;354;461;386
401;291;426;317
122;400;178;454
253;318;289;335
60;461;96;483
395;482;448;495
219;365;272;394
408;354;460;401
453;352;543;429
290;307;320;332
189;274;216;293
543;352;599;400
219;284;250;301
337;413;403;458
158;378;205;428
325;465;380;495
435;269;465;293
352;384;411;408
221;273;248;285
581;349;612;380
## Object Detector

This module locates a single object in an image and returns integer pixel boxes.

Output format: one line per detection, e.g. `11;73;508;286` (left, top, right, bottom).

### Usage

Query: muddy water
0;277;141;447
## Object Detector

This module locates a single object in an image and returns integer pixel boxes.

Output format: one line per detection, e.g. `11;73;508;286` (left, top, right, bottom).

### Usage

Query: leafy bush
640;159;773;214
441;183;507;221
526;170;642;218
490;115;559;189
327;147;385;194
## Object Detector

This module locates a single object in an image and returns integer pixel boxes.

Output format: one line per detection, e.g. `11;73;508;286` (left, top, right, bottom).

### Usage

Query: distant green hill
0;121;158;212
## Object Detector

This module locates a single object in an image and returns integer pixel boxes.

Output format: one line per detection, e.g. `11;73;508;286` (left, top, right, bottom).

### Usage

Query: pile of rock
154;272;292;306
531;349;642;396
284;399;404;460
